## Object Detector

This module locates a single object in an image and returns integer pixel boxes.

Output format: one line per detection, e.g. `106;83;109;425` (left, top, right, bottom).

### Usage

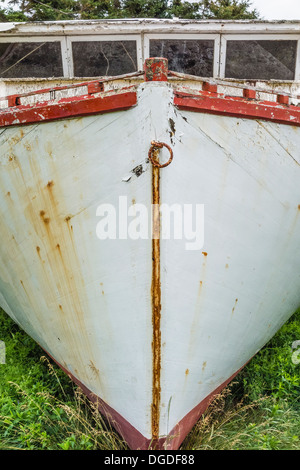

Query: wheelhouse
0;19;300;97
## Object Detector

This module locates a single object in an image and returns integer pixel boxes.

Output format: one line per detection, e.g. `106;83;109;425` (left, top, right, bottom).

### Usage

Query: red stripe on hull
0;91;137;127
159;367;244;450
174;91;300;127
47;353;151;450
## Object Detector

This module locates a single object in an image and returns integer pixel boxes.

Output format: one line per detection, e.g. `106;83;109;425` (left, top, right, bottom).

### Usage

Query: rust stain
151;152;161;444
37;183;90;352
231;298;238;316
45;178;56;211
202;251;207;257
64;216;75;241
202;361;207;372
185;368;189;376
20;279;29;297
225;263;229;269
198;280;203;298
40;209;50;225
2;130;108;402
88;360;100;377
298;204;300;210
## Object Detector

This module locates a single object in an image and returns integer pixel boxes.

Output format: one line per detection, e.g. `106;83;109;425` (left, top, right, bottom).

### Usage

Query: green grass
0;309;127;450
0;308;300;450
182;309;300;450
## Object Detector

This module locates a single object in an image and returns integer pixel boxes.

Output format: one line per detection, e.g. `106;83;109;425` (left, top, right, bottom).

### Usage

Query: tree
201;0;259;19
1;0;78;21
169;0;259;19
0;0;260;21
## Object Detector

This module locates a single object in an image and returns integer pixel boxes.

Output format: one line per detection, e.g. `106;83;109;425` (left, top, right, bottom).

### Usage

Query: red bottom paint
159;367;244;450
47;351;243;450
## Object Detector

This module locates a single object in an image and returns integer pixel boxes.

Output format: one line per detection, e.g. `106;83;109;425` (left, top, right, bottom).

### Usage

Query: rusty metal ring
148;141;173;168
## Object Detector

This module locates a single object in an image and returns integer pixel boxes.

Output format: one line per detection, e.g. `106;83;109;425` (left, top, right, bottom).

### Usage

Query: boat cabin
0;19;300;98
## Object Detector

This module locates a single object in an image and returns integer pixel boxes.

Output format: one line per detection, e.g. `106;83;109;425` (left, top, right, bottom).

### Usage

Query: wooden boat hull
1;73;300;449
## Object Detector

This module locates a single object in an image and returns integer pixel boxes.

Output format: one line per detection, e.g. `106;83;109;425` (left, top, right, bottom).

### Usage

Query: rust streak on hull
151;155;161;444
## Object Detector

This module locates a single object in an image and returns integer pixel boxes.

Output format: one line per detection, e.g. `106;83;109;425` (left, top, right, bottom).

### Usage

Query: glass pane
0;42;63;78
225;40;297;80
72;41;137;77
150;39;214;77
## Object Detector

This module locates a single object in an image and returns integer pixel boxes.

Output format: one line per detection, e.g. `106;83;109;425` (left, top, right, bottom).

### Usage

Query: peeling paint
168;117;176;143
122;159;149;182
132;164;144;178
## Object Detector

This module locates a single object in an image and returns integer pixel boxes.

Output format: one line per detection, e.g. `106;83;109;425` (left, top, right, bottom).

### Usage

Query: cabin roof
1;18;300;36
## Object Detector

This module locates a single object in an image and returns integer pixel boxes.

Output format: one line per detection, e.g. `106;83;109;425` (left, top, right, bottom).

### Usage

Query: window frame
0;29;299;82
143;33;221;78
0;36;68;78
66;34;143;78
219;33;300;81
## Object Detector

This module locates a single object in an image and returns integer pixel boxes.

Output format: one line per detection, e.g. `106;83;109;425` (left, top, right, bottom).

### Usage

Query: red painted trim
174;91;300;127
0;91;137;127
202;82;218;94
160;366;245;450
144;58;168;82
243;89;256;100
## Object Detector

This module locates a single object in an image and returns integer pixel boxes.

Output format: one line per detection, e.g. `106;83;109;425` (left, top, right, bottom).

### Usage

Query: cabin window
0;42;63;78
225;40;297;80
72;40;138;77
149;39;214;77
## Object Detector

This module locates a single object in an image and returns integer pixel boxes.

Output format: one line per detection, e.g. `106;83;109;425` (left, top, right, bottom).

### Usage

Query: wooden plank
174;91;300;126
0;90;137;127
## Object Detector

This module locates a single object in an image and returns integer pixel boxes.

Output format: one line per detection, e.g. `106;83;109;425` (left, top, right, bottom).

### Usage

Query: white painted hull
1;81;300;448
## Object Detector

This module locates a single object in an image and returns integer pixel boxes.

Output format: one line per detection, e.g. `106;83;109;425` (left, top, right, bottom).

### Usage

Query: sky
250;0;300;20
